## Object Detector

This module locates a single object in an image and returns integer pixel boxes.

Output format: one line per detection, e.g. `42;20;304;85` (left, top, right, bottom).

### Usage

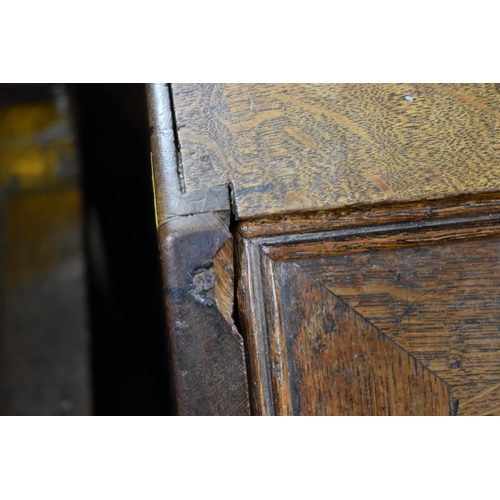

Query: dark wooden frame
147;83;250;416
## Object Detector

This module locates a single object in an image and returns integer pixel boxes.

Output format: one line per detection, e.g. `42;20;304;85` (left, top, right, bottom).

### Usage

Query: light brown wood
171;84;500;219
213;237;235;326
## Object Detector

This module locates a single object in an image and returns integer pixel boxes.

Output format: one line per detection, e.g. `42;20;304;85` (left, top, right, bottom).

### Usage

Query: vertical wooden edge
158;212;250;416
146;83;179;225
147;83;248;414
260;258;294;416
146;83;230;223
235;232;275;415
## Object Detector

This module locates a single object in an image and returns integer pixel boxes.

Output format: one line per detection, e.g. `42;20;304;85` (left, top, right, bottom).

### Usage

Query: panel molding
236;207;500;415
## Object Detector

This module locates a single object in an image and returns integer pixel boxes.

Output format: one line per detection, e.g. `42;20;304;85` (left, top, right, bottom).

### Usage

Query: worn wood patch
148;83;250;415
159;212;250;415
171;83;500;218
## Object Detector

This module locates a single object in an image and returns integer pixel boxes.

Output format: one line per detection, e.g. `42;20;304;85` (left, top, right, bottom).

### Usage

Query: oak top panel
171;83;500;219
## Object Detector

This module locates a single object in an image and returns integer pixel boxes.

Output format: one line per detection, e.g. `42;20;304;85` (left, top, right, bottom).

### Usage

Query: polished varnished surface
172;84;500;218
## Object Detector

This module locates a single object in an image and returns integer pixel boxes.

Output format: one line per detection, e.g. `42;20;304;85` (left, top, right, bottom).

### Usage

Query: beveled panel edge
234;233;275;415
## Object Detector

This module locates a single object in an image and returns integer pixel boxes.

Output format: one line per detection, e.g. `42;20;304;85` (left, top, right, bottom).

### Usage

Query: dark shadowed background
0;83;175;415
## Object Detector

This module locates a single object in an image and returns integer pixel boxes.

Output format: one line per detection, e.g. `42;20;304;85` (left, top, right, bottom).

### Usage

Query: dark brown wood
159;214;250;415
301;237;500;416
271;262;451;416
171;84;500;219
236;210;500;416
147;83;250;415
258;214;500;261
239;192;500;239
235;231;274;415
153;83;500;416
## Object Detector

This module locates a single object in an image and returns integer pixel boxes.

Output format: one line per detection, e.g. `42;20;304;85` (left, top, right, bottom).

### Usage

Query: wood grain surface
301;237;500;416
235;231;274;415
274;262;451;416
238;193;500;239
147;84;250;415
259;214;500;261
147;83;229;225
236;210;500;415
159;213;250;415
171;84;500;219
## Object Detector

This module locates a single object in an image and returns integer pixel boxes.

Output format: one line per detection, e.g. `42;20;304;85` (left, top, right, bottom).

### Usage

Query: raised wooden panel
269;262;451;416
171;84;500;219
236;208;500;416
301;238;500;416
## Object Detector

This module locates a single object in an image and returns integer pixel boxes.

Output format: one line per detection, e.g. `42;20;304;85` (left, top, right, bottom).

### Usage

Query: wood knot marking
190;265;216;306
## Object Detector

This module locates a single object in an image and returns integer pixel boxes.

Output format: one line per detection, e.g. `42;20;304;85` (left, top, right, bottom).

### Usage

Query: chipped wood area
147;84;250;415
171;84;500;219
158;212;250;416
235;202;500;416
